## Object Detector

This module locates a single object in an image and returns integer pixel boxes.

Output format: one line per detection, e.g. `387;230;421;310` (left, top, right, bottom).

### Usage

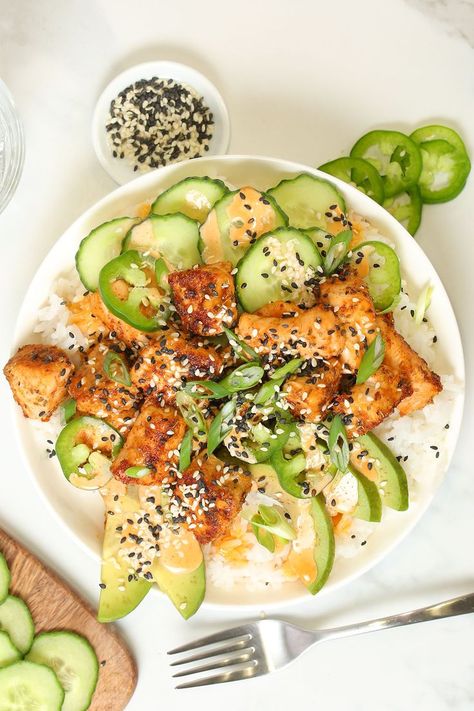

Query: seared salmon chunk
131;330;227;404
168;262;238;336
68;292;149;349
377;315;442;416
236;302;344;363
4;344;74;421
111;402;186;485
318;269;377;373
284;358;342;422
332;364;412;437
68;341;141;434
170;454;252;544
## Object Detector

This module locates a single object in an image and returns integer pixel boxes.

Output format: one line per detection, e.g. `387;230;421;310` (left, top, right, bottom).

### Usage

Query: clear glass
0;79;25;214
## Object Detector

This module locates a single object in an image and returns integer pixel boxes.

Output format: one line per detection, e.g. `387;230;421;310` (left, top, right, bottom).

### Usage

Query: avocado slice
152;560;205;620
97;489;152;623
351;432;409;511
350;464;383;522
307;494;335;595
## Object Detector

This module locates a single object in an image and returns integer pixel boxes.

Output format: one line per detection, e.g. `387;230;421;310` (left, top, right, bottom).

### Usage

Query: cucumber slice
236;227;322;312
151;176;229;223
75;217;139;292
350;465;382;522
307;494;335;595
199;187;288;266
0;554;10;606
123;214;201;268
0;660;64;710
267;173;346;231
0;632;20;669
0;596;34;654
26;632;98;711
352;432;408;511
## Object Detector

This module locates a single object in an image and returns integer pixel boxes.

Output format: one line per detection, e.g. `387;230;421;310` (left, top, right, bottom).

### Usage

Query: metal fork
168;592;474;688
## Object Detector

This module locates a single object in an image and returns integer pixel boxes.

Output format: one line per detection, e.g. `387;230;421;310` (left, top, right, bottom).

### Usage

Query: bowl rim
9;154;465;611
0;78;25;215
91;60;231;185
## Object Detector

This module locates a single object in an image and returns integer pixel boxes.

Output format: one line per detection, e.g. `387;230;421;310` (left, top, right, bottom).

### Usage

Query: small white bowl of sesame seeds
92;61;230;185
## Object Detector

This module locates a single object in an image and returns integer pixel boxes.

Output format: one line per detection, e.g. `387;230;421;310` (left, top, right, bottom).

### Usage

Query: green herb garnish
179;428;193;473
223;326;260;362
207;399;237;455
103;351;131;386
323;230;352;275
251;505;296;552
328;415;349;472
125;466;152;479
414;284;433;325
356;333;385;385
269;358;303;380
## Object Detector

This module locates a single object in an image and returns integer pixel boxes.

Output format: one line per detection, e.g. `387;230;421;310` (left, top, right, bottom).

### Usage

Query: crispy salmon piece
168;262;238;336
131;330;227;404
236;303;344;362
68;292;149;349
332;364;412;437
377;315;442;416
4;344;74;421
318;269;377;372
171;454;252;545
111;403;185;486
68;341;141;434
283;358;342;422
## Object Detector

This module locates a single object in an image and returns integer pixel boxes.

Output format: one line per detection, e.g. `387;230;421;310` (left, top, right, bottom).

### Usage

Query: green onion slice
125;466;152;479
355;333;385;385
251;522;275;552
223;326;260;362
251;504;296;542
324;230;353;275
328;415;349;472
270;358;303;380
179;428;193;473
185;362;264;400
103;351;131;386
207;399;237;455
254;378;284;406
61;398;76;423
414;284;434;325
175;391;207;438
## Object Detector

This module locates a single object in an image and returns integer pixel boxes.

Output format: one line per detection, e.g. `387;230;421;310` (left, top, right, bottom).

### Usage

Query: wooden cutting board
0;527;137;710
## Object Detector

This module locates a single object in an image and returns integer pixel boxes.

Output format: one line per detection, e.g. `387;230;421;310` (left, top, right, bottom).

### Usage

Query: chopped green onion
103;351;131;386
355;333;385;385
324;230;353;275
61;398;76;423
254;378;284;406
414;284;434;325
251;522;275;552
219;362;264;392
269;358;303;380
125;466;152;479
179;428;193;472
207;399;236;455
175;391;207;438
223;326;260;362
251;504;296;542
185;362;264;400
328;415;349;472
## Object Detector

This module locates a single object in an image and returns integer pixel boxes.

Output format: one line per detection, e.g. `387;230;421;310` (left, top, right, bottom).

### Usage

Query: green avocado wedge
152;560;205;620
351;432;409;511
97;490;152;623
307;494;335;595
350;464;383;522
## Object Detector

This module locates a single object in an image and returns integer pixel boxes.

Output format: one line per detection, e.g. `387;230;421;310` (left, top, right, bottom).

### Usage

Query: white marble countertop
1;0;473;708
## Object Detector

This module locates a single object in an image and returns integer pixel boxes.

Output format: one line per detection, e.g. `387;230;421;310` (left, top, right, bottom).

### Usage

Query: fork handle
317;592;474;643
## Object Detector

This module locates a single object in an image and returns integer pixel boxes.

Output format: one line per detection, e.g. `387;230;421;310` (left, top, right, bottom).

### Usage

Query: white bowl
10;156;465;611
92;61;230;185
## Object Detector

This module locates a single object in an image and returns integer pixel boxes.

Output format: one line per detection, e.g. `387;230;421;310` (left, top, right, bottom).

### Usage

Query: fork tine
167;624;253;655
175;662;260;689
172;648;255;678
170;639;253;667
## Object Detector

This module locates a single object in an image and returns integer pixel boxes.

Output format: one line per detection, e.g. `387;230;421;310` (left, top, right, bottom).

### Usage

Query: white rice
31;203;461;592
